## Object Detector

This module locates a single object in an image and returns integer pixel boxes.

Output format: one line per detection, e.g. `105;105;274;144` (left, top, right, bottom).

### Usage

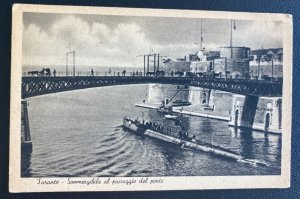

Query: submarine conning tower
214;46;251;79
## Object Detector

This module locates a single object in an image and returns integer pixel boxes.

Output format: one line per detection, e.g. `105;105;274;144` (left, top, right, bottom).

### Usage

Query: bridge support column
229;95;258;128
251;97;282;133
229;95;282;133
21;100;32;151
147;55;150;75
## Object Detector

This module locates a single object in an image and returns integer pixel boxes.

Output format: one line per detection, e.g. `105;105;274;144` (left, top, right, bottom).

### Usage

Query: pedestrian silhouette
91;69;94;76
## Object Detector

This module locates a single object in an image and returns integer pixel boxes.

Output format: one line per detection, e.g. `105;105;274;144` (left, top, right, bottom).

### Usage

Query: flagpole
200;19;203;50
230;20;233;58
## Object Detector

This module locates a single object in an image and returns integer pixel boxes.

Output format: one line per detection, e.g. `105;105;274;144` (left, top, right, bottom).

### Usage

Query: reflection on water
22;84;281;177
239;130;254;159
21;148;32;177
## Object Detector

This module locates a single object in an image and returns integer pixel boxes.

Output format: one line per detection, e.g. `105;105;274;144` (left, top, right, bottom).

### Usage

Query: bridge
21;76;282;99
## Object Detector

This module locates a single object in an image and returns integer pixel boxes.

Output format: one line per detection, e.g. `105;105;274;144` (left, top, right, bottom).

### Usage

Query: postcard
9;4;292;192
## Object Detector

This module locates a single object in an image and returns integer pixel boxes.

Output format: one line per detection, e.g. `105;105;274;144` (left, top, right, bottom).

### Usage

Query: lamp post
66;52;68;76
271;59;274;82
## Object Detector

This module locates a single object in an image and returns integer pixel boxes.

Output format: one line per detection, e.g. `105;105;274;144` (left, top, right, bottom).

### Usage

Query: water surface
22;84;281;177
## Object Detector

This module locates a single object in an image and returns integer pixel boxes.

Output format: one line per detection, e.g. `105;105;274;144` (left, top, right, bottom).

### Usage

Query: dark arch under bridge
21;76;282;99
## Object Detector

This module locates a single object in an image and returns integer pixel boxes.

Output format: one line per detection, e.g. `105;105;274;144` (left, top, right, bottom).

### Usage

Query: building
213;46;251;79
249;48;283;78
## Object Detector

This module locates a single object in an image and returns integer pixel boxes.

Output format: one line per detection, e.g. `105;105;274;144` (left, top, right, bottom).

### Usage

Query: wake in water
22;85;281;177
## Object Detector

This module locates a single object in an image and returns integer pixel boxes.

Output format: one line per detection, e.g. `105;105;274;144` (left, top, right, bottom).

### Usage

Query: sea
21;83;281;177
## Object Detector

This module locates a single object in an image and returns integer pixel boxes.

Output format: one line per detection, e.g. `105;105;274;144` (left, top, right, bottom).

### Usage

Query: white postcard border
9;4;292;192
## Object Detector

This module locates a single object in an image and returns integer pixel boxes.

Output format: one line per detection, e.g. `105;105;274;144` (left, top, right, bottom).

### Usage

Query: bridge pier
21;100;32;151
229;95;282;133
229;95;258;128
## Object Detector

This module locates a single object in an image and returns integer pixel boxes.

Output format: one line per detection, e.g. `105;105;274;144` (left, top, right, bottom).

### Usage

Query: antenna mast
230;20;234;58
230;20;233;48
200;19;205;50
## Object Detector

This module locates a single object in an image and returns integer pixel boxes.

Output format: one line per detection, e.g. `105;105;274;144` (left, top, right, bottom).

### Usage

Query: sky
22;12;283;68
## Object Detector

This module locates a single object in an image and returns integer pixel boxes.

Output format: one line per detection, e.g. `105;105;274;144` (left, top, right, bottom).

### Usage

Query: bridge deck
21;76;282;98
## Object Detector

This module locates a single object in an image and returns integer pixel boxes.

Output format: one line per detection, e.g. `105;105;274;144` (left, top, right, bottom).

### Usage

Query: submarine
122;115;270;167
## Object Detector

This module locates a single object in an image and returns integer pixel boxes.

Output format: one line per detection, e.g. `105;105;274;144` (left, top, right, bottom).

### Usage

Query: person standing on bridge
40;68;45;76
53;69;56;77
91;68;94;76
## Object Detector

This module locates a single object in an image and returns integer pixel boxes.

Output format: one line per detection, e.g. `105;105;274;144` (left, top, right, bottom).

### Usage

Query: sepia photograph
10;4;292;192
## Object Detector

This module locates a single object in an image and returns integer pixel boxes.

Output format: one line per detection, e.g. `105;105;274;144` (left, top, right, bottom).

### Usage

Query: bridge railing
21;75;283;98
21;75;283;86
22;71;283;82
23;70;148;77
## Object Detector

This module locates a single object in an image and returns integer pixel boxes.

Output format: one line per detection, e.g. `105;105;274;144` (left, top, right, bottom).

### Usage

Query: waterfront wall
147;84;190;105
188;87;233;117
188;87;212;105
188;87;202;105
189;88;233;113
228;95;282;133
145;85;282;133
209;91;233;113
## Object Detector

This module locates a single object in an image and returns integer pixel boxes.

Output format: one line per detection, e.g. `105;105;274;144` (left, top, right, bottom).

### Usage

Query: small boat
172;100;191;107
122;116;270;166
164;115;177;119
156;105;172;114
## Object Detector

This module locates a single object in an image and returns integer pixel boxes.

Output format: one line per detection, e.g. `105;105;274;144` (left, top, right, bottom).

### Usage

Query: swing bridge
21;75;282;99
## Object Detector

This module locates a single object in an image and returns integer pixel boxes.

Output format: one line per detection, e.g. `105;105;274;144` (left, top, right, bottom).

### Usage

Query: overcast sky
23;12;283;67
